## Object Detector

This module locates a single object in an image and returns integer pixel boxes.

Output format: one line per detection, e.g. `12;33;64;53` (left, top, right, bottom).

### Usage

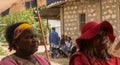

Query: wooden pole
35;0;51;63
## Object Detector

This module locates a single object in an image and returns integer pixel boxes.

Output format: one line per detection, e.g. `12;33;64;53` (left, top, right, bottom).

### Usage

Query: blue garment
49;31;60;45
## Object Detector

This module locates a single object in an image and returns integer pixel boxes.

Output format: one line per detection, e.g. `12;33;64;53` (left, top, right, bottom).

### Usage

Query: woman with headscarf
69;21;120;65
0;22;50;65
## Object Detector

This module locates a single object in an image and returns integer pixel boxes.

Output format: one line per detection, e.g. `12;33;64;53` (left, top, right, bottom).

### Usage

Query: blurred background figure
49;27;60;58
59;35;73;57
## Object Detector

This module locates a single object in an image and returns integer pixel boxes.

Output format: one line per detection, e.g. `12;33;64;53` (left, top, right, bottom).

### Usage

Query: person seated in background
69;45;77;58
60;35;73;57
59;34;66;48
0;22;50;65
65;36;73;57
65;36;72;51
69;21;120;65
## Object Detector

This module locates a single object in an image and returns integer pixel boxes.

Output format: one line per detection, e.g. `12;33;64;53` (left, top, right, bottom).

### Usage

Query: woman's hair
5;22;27;51
80;39;95;57
80;36;111;59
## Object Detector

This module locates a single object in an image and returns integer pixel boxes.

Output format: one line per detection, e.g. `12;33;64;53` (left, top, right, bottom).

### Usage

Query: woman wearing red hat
69;21;120;65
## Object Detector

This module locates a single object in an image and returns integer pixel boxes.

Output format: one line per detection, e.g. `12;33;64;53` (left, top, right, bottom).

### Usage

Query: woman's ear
12;40;19;50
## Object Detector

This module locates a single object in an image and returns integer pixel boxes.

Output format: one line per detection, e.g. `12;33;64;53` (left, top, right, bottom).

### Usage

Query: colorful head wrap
13;23;32;39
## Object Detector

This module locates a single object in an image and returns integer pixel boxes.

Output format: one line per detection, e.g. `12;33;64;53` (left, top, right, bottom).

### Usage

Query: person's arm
55;32;60;45
56;32;60;42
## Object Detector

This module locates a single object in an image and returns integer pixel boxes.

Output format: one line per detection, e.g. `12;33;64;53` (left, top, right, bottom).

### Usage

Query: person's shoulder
70;51;83;58
0;55;15;65
33;53;44;59
109;55;120;65
55;31;58;33
70;51;90;65
33;53;50;65
1;55;12;61
69;51;85;65
50;31;56;34
111;55;120;59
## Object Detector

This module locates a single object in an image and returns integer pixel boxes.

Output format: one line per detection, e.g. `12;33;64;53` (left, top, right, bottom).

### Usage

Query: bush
0;7;49;45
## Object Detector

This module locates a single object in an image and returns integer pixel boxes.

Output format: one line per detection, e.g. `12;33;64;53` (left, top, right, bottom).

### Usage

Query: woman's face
93;29;111;51
16;28;39;54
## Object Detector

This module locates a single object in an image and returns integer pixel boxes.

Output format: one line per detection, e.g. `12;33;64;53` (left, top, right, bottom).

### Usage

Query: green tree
0;7;49;45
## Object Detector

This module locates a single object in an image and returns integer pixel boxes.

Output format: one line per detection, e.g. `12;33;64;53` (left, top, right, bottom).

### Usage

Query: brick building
41;0;120;42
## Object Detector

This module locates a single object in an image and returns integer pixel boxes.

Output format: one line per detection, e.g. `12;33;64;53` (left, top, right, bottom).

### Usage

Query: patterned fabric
0;53;49;65
14;23;32;39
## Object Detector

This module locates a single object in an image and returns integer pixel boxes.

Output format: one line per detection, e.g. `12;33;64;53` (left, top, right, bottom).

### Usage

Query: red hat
76;21;115;47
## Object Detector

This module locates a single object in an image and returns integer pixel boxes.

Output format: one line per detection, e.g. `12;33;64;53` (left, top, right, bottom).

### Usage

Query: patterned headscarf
13;23;32;39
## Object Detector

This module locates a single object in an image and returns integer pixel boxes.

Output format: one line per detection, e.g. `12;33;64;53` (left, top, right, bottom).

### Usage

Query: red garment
69;51;120;65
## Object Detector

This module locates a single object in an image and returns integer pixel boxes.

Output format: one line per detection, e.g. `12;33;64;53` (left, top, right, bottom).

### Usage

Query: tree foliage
0;7;49;44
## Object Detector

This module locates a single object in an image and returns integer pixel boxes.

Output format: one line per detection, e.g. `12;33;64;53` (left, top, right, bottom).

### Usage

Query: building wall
1;0;46;15
62;1;80;43
9;0;26;14
102;0;120;35
61;0;120;43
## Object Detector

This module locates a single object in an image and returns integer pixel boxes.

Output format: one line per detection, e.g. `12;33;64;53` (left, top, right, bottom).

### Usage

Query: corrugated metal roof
41;7;60;19
46;1;66;8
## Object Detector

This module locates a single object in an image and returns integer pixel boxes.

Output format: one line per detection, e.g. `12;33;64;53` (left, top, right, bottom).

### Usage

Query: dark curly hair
5;22;27;51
